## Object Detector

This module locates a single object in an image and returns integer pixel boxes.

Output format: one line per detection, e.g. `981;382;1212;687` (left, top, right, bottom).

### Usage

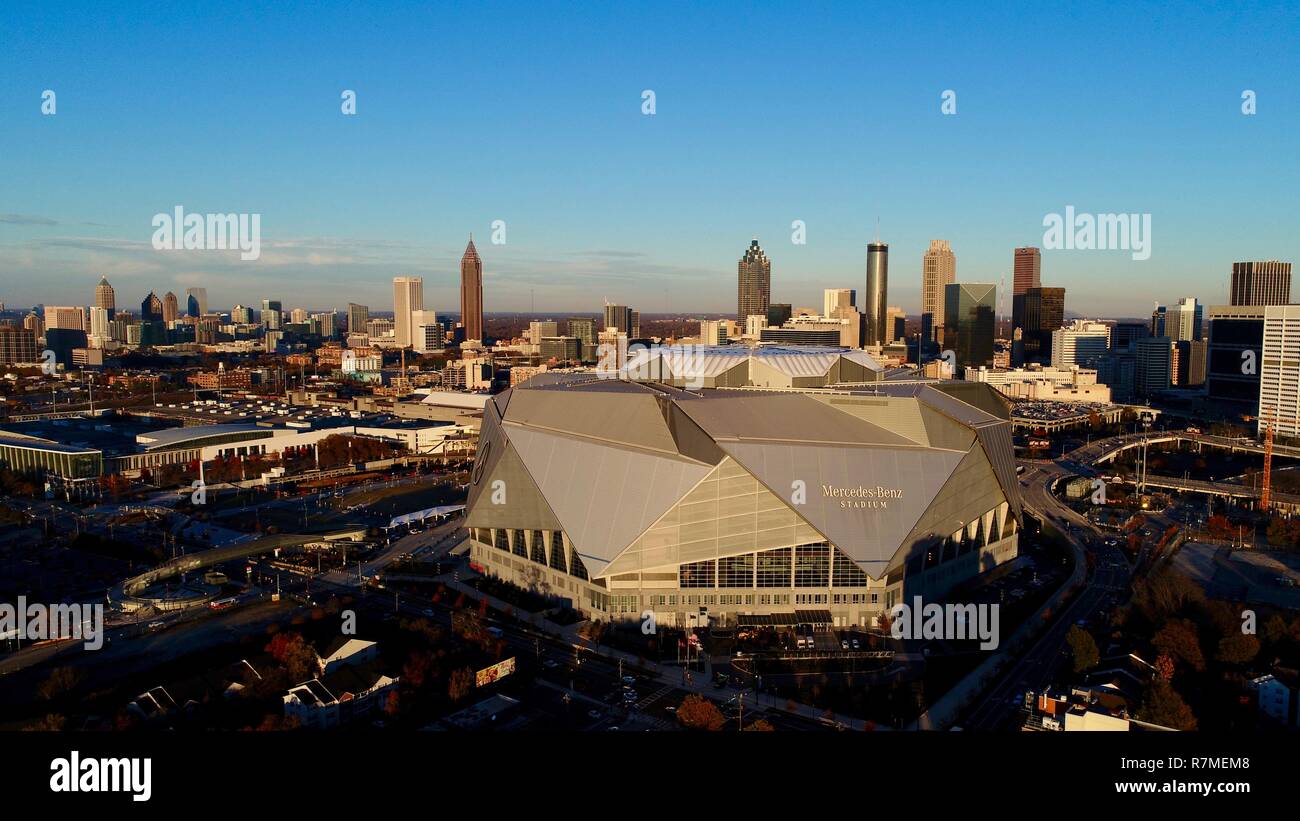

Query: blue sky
1;0;1297;318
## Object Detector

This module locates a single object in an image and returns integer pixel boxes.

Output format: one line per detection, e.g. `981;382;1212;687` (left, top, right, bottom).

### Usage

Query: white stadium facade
464;348;1022;628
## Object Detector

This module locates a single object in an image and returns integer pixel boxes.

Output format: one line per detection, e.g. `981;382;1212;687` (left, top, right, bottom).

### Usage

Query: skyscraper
162;291;179;323
1259;305;1300;436
1011;247;1042;330
823;289;855;318
1172;297;1202;342
1023;286;1066;362
943;282;996;369
461;237;484;344
603;304;634;334
1206;305;1264;407
261;299;283;331
864;242;889;346
921;240;956;343
393;277;424;348
186;287;208;317
94;276;115;317
1231;261;1291;306
347;303;369;335
737;239;771;323
140;293;163;323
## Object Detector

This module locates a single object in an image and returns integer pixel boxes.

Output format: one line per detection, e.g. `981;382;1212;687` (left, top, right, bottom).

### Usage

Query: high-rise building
567;317;597;361
23;312;44;339
921;240;956;343
186;287;208;318
1172;297;1202;342
1011;247;1042;330
737;239;771;323
290;308;309;325
528;321;559;345
460;237;484;344
45;305;86;331
0;325;39;365
411;309;441;353
311;312;336;339
943;283;996;369
261;299;283;331
162;291;179;323
823;289;855;318
347;303;369;335
231;304;253;325
94;276;115;317
1173;339;1207;387
1259;305;1300;436
1231;261;1291;306
1022;287;1065;362
1112;322;1149;352
864;242;889;346
603;304;635;335
1206;306;1265;407
1051;320;1110;369
141;292;163;323
886;306;907;345
1134;337;1172;397
392;277;423;348
88;306;112;348
767;304;792;327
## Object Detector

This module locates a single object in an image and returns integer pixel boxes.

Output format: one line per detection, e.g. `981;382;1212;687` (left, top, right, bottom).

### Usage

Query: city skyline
2;3;1298;315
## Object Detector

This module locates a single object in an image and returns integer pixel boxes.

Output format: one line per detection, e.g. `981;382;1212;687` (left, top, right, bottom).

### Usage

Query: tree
448;667;475;702
1215;634;1260;666
676;695;725;731
37;667;83;701
1154;654;1176;683
1066;625;1099;673
1140;682;1198;730
743;718;775;732
1153;619;1205;673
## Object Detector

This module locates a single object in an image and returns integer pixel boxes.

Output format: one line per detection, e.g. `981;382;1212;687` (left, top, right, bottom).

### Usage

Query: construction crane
1261;413;1274;511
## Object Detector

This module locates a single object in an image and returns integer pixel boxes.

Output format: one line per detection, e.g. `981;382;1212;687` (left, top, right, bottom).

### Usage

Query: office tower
943;283;996;369
392;277;423;348
367;318;395;338
141;293;164;323
1021;286;1065;362
88;306;112;348
1051;320;1110;369
737;239;771;323
886;306;907;344
1134;337;1172;397
823;288;855;318
1112;322;1150;352
1231;261;1291;306
0;325;39;364
45;305;87;331
287;307;306;325
44;328;87;367
1206;306;1265;406
1150;305;1168;337
23;312;44;339
922;240;956;342
312;312;336;338
767;304;792;327
162;291;179;323
864;242;889;346
347;303;369;334
411;309;441;353
527;321;559;345
264;330;283;353
698;319;730;346
1010;247;1042;330
1172;297;1202;342
185;287;208;317
1173;339;1207;387
231;304;253;324
196;315;221;345
94;276;115;318
260;299;283;331
460;237;484;344
540;336;581;361
1259;306;1300;436
603;304;634;335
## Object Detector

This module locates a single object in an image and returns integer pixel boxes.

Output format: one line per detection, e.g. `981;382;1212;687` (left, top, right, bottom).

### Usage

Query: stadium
464;349;1022;628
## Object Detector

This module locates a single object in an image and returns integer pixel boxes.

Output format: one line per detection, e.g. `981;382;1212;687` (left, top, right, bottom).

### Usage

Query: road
960;461;1133;730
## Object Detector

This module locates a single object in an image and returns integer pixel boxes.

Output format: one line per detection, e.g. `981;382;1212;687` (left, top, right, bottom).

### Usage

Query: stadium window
757;547;792;588
679;559;716;588
795;544;829;587
718;553;755;587
831;547;869;587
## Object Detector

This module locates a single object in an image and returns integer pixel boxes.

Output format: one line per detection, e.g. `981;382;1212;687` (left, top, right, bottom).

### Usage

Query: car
841;639;850;650
542;659;558;669
587;709;602;719
851;638;860;650
622;675;636;685
622;690;638;703
422;608;435;617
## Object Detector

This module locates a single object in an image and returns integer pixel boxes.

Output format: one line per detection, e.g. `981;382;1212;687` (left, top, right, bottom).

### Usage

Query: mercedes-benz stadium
464;350;1022;628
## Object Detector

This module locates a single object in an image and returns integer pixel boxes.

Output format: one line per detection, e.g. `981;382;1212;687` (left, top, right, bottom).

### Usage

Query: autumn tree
1215;633;1260;666
1066;625;1099;673
37;667;83;701
1153;619;1205;673
743;718;775;732
448;667;475;702
1140;682;1198;730
676;695;725;731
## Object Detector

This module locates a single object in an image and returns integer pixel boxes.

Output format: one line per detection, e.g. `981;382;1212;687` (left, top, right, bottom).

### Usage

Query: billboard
475;656;516;687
